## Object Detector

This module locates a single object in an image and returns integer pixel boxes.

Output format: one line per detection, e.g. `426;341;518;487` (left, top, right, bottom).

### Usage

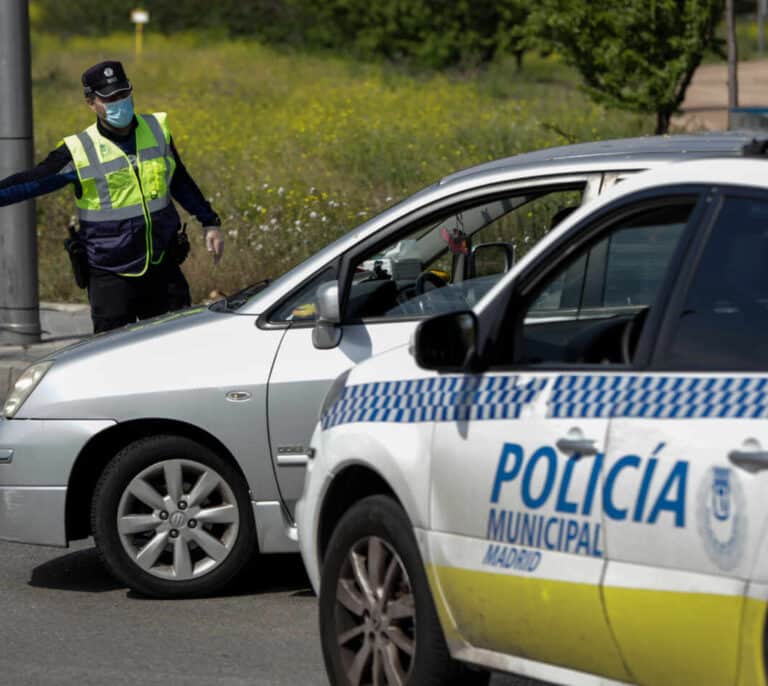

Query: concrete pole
760;0;767;54
0;0;41;343
726;0;739;129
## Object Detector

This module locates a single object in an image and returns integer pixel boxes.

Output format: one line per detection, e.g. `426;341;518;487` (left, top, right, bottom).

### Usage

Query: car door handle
728;449;768;473
556;437;598;456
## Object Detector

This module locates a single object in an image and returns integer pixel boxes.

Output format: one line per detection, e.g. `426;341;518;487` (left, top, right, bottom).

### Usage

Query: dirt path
674;59;768;130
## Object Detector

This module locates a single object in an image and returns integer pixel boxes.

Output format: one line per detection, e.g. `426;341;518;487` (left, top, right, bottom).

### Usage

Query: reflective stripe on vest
76;196;171;222
63;113;176;276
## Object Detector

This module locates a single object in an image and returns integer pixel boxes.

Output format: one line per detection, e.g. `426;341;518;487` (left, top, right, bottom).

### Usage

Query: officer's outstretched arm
0;144;78;208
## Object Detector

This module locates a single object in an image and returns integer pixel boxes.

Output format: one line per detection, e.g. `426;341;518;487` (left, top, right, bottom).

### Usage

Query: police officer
0;60;224;333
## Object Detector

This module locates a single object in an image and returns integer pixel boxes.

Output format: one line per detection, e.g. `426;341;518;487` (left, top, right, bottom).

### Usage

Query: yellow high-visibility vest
63;113;176;276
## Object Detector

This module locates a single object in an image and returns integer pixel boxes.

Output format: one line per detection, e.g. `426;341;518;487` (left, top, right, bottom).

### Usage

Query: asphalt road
0;540;544;686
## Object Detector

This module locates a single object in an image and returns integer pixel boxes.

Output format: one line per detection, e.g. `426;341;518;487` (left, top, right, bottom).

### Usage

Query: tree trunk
656;109;672;135
669;56;705;135
727;0;739;128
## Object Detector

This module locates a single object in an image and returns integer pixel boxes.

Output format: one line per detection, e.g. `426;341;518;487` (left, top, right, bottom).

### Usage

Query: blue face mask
103;95;134;128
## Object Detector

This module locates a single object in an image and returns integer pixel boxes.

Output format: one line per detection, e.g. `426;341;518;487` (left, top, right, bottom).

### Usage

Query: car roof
441;131;762;185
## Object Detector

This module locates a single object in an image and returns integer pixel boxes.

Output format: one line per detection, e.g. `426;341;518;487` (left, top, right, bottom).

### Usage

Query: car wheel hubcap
334;536;415;686
116;459;240;581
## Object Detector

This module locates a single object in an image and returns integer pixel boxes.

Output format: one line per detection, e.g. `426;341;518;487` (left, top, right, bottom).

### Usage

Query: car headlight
319;369;350;420
3;360;54;418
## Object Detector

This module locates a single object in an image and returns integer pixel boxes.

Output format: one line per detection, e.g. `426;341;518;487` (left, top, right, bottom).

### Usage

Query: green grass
28;32;651;303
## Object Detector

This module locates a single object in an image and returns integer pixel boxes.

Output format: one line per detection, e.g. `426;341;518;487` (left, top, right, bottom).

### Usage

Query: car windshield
210;225;358;313
210;279;272;311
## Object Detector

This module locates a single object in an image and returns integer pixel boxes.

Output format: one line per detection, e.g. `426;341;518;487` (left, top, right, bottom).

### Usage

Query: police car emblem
104;67;114;77
696;466;746;570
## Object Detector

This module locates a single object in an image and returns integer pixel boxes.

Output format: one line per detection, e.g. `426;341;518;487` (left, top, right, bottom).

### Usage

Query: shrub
32;0;530;68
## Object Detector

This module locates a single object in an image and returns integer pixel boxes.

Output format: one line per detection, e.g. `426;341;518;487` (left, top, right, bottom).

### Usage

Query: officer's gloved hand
204;227;224;265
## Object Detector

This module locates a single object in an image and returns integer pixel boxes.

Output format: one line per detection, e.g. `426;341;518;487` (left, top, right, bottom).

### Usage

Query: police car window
347;186;585;321
602;220;686;308
528;205;689;322
516;202;694;366
663;195;768;370
528;253;587;319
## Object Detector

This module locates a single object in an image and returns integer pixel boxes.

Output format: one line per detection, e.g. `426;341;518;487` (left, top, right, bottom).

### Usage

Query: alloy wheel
334;535;416;686
116;458;240;581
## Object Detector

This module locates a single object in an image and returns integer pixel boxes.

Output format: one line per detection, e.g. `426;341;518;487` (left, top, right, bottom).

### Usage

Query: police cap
82;60;132;98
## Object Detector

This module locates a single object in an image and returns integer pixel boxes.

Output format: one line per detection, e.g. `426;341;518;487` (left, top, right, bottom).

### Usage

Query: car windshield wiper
209;279;272;312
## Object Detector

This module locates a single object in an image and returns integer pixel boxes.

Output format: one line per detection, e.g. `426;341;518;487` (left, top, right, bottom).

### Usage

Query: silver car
0;133;757;598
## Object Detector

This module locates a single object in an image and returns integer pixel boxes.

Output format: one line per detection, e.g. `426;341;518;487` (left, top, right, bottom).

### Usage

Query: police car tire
91;434;257;599
319;495;490;686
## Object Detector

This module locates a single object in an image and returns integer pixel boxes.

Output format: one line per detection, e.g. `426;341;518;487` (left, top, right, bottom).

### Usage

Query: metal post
760;0;767;54
727;0;739;129
135;21;143;62
0;0;41;344
131;9;150;63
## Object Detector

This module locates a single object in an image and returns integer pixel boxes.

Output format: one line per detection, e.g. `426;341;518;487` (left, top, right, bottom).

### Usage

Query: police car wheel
319;495;490;686
91;434;257;599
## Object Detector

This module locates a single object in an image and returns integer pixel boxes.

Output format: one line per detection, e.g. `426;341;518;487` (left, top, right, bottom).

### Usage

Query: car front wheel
92;434;256;598
319;494;489;686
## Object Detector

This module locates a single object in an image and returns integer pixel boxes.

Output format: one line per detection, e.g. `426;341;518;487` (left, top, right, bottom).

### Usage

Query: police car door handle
728;449;768;473
556;437;598;456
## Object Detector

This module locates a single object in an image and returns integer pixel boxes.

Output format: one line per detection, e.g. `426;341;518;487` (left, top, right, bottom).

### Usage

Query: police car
297;158;768;686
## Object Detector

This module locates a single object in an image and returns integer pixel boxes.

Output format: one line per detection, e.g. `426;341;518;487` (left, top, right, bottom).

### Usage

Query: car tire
92;434;256;598
319;495;490;686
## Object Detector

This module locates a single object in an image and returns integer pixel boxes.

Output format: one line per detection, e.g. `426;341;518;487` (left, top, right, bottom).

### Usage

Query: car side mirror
468;242;515;279
312;280;342;349
412;310;479;371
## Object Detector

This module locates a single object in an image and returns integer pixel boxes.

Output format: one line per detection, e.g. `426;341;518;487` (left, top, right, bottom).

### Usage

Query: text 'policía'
485;442;688;560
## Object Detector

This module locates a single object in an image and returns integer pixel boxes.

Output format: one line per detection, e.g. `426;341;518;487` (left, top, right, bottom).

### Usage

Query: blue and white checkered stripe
322;373;768;430
550;375;768;419
322;375;548;430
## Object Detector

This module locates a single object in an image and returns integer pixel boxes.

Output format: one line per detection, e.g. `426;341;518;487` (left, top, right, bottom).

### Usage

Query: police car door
601;189;768;686
429;195;701;681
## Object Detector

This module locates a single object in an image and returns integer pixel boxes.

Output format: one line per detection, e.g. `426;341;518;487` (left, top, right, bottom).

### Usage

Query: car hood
46;305;229;363
17;304;284;420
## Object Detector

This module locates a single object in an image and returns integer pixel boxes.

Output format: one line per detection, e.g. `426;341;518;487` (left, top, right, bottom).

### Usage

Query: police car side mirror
412;310;478;371
313;281;342;349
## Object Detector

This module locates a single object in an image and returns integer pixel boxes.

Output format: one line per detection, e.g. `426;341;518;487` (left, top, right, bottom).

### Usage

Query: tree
532;1;724;134
34;0;532;70
299;0;531;68
496;1;534;70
